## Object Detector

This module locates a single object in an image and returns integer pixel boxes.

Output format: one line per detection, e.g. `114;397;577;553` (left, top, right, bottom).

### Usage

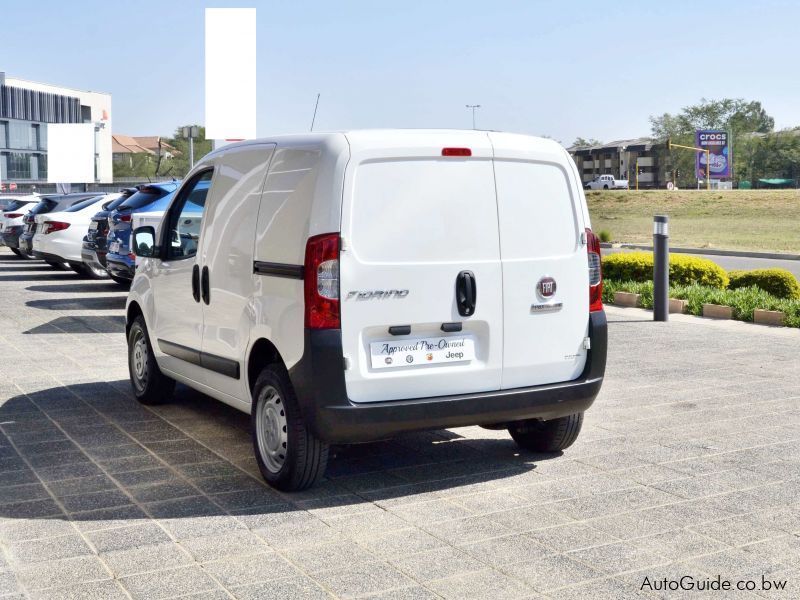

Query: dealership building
0;72;112;190
568;137;667;188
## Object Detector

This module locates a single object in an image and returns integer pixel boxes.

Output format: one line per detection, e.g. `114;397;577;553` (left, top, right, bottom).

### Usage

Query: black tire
603;184;609;190
68;262;88;277
508;413;584;452
10;248;21;257
46;260;69;270
110;274;131;288
80;262;110;280
251;365;329;491
127;315;175;405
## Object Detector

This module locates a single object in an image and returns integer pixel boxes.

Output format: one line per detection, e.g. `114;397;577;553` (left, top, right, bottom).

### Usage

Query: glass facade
0;118;48;181
0;82;82;183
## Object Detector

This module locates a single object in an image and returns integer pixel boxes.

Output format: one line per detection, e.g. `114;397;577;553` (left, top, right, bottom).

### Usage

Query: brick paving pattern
0;247;798;599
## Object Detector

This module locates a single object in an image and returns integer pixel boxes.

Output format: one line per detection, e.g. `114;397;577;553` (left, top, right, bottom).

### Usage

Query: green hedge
602;252;729;289
603;280;800;328
728;268;800;300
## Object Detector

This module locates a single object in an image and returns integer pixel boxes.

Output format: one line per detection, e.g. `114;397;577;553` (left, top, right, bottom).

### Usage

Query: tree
166;126;212;178
572;137;602;148
650;98;775;186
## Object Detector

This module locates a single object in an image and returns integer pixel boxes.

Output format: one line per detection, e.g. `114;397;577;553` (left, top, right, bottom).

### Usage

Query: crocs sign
696;130;731;179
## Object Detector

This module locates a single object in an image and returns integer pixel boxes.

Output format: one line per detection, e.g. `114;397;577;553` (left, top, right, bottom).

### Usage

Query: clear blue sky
4;0;799;144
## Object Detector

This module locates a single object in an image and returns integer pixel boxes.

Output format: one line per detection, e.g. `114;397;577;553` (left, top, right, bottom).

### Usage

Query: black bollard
653;215;669;321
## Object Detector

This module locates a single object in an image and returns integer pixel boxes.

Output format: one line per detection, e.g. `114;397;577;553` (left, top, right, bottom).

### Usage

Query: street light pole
182;126;199;169
465;104;481;130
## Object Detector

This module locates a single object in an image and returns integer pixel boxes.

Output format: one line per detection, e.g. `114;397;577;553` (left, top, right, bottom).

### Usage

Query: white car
584;174;629;190
126;130;607;491
32;194;119;277
0;196;40;255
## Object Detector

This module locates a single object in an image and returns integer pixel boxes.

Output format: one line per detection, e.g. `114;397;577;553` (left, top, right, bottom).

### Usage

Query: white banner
47;123;95;183
205;8;257;141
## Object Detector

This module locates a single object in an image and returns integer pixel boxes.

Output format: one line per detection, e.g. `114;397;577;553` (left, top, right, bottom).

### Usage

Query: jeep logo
537;277;557;298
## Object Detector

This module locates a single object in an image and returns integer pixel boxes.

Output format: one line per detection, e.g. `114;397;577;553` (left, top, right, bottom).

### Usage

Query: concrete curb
703;303;734;320
600;243;800;261
605;305;799;336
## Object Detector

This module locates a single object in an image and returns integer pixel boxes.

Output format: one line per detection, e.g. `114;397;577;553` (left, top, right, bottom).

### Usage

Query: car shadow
0;273;82;282
26;296;126;311
0;381;547;523
0;265;56;272
23;315;126;334
26;283;125;294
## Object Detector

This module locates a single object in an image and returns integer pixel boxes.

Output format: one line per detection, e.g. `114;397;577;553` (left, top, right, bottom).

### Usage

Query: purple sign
696;130;731;179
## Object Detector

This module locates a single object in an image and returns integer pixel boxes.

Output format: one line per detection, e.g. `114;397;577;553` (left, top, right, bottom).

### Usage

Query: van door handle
201;266;210;305
191;265;200;303
455;270;476;317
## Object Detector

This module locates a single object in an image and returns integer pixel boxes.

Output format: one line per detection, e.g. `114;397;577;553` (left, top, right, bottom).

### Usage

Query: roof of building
568;136;659;154
3;75;110;96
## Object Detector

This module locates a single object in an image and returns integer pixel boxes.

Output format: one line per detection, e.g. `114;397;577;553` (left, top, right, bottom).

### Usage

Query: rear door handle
201;266;210;305
191;265;200;303
455;270;476;317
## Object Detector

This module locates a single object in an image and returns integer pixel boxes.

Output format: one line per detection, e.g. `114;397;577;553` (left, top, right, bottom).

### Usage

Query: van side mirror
133;226;157;258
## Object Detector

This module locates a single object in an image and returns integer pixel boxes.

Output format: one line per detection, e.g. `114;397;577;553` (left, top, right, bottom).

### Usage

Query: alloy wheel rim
131;331;148;391
256;385;288;473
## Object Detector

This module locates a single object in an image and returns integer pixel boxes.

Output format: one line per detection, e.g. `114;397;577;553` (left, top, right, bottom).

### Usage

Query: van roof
202;129;565;161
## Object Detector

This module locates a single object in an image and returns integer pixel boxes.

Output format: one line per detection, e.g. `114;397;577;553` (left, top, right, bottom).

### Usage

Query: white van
127;130;607;491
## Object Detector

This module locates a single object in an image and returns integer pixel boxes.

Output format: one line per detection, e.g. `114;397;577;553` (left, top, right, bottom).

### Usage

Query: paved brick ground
0;247;798;599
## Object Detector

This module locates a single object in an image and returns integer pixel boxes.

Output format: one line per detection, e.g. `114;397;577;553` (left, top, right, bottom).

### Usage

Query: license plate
109;241;120;254
89;221;98;230
370;336;474;369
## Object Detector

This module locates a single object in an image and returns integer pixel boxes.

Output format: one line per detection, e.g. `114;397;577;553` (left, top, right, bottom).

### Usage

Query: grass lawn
587;189;800;253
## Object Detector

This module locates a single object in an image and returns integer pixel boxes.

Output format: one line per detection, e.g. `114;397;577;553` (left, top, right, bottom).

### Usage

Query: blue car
105;181;180;284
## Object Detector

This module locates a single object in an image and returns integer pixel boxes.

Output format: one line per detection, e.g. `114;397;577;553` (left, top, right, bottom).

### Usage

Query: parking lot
0;247;798;599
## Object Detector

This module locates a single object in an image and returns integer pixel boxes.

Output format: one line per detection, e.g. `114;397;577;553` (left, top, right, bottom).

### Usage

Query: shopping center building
0;73;112;190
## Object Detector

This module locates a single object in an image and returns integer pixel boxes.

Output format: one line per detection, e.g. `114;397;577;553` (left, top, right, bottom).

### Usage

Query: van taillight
4;213;23;219
586;228;603;312
304;233;340;329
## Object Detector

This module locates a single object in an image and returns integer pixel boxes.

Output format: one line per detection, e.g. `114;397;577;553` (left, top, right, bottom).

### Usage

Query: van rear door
489;133;590;389
339;132;503;403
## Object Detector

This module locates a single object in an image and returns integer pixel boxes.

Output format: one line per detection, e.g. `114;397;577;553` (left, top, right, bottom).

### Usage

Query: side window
166;170;213;260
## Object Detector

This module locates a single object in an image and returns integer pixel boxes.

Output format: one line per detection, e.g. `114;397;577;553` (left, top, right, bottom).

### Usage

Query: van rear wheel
127;315;175;405
251;365;329;491
508;412;584;452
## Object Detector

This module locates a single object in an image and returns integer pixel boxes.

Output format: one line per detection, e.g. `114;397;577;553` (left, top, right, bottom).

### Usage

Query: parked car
106;182;180;284
584;174;629;190
0;196;40;255
0;195;35;213
81;188;137;279
126;131;607;491
18;194;100;264
32;194;119;277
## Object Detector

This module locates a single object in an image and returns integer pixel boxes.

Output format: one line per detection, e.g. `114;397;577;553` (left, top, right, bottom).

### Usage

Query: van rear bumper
290;311;607;444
